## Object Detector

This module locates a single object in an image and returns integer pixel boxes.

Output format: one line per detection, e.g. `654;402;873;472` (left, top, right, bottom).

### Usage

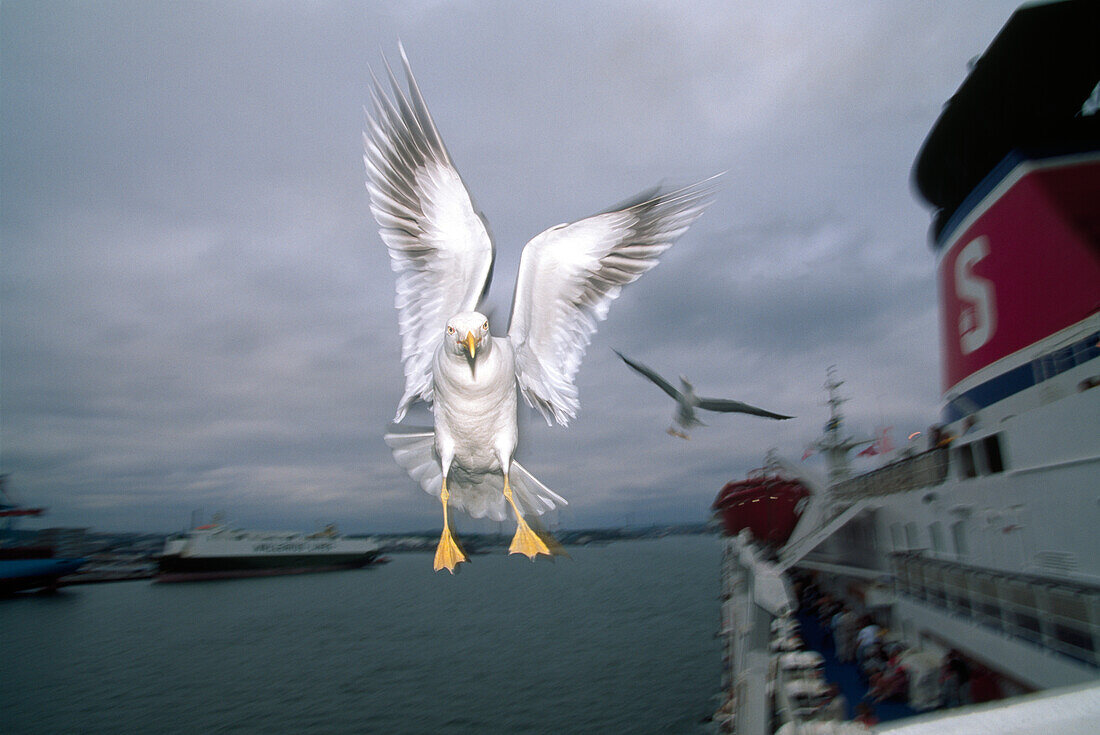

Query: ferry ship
156;519;380;582
712;1;1098;732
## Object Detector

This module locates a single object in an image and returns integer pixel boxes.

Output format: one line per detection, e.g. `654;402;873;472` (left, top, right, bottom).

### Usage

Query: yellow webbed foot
433;527;468;573
501;472;567;561
509;517;552;560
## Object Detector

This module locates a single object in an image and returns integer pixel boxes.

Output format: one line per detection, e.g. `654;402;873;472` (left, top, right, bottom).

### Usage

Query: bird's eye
446;326;455;335
482;321;488;331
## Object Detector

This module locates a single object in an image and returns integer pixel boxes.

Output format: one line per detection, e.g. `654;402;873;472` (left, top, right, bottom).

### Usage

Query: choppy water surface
1;535;721;734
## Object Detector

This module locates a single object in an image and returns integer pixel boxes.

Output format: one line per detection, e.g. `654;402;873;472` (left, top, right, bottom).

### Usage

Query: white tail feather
383;428;567;522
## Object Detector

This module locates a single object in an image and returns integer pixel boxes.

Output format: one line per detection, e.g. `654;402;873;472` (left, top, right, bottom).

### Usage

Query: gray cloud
1;1;1020;533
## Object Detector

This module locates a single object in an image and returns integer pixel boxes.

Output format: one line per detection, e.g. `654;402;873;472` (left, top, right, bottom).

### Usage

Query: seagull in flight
364;45;716;572
615;350;792;440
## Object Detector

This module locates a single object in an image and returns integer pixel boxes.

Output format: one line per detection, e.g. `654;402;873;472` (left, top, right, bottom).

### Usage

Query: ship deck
794;607;918;724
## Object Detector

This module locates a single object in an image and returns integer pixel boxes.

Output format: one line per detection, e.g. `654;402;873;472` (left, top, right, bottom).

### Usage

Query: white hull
157;524;379;581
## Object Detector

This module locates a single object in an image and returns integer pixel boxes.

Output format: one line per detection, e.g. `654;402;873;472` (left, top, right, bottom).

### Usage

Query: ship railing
718;535;793;735
890;551;1099;669
832;447;949;500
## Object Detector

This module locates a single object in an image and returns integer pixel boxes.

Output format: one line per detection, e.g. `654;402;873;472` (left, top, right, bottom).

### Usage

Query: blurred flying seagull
614;350;792;440
364;45;716;572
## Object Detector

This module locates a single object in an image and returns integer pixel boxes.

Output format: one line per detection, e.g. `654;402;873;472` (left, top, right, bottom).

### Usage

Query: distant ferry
156;520;380;582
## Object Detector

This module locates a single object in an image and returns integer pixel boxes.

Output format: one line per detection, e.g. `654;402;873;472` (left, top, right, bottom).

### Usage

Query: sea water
1;535;721;734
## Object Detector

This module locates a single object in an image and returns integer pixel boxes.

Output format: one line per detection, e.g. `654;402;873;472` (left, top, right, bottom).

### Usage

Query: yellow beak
464;331;477;359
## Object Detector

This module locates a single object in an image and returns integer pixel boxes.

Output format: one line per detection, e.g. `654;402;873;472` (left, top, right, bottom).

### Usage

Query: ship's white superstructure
787;357;1099;688
711;2;1099;732
157;521;379;582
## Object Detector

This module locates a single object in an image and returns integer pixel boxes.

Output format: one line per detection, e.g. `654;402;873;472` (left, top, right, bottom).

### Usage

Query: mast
812;368;869;485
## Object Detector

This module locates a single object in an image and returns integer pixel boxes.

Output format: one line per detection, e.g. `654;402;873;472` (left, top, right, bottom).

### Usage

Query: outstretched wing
696;397;793;420
508;179;716;426
614;350;682;401
364;44;494;422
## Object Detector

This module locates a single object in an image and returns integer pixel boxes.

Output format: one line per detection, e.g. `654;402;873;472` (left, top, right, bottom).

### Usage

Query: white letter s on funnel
955;236;996;355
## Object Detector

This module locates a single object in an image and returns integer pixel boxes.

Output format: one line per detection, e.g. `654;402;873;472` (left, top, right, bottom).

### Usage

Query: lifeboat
711;472;810;546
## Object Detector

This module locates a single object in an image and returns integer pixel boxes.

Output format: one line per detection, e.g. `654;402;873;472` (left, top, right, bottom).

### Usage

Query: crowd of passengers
793;571;1004;717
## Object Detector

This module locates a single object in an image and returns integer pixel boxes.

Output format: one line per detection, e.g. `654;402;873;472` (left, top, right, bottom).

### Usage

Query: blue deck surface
796;610;918;723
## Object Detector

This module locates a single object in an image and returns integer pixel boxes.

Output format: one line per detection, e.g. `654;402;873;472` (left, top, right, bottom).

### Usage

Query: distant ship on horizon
156;517;381;582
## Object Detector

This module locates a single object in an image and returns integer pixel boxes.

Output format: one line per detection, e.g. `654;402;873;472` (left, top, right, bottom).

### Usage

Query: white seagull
364;46;715;572
615;350;792;439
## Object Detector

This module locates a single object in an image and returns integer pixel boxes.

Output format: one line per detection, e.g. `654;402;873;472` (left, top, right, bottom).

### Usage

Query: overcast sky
1;1;1023;535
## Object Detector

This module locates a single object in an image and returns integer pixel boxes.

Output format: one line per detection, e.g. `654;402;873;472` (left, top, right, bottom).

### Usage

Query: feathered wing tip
392;395;422;425
613;349;682;401
617;174;723;249
601;172;724;221
363;44;451;178
364;48;448;421
509;174;722;428
383;427;567;521
364;45;495;423
695;397;794;420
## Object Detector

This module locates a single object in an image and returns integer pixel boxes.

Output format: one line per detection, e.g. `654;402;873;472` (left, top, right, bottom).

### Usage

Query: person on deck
870;652;909;703
939;649;970;708
818;684;848;721
854;702;879;727
968;665;1003;703
834;606;860;663
856;619;881;661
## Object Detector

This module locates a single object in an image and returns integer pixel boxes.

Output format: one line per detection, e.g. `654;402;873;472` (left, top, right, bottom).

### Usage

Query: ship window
945;569;970;616
1006;584;1042;643
909;561;926;601
893;555;910;594
864;522;879;551
1053;346;1074;373
1047;591;1096;661
905;523;919;550
925;567;946;607
890;524;904;551
982;434;1005;474
951;521;969;559
929;522;946;555
1032;356;1052;383
972;575;1001;626
1071;339;1091;366
956;443;977;479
